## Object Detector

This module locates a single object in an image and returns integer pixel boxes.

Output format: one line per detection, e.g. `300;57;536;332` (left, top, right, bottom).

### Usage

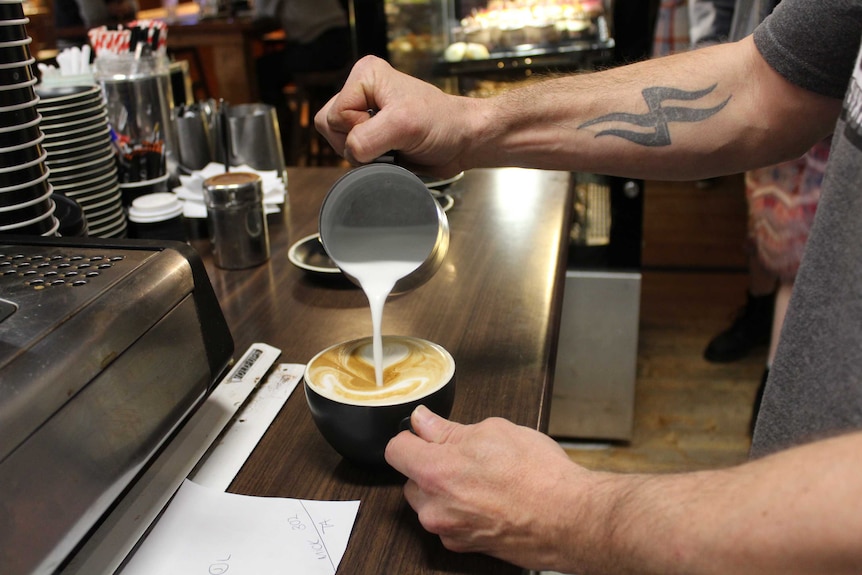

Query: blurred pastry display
386;0;451;86
385;0;612;85
455;0;607;54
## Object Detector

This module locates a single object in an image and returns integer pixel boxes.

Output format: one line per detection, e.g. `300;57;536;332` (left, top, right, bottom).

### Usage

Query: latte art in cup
304;335;456;466
306;336;454;406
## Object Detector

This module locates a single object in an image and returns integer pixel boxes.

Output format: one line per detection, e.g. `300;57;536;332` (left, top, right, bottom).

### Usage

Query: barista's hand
314;56;479;177
385;405;591;571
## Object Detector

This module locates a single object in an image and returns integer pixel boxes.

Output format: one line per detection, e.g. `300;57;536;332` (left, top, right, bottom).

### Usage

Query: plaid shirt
652;0;691;56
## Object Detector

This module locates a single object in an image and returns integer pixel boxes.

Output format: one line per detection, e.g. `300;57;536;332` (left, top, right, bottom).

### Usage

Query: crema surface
306;336;454;406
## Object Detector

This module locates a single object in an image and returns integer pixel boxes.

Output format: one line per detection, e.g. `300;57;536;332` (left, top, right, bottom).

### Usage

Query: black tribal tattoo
578;84;731;146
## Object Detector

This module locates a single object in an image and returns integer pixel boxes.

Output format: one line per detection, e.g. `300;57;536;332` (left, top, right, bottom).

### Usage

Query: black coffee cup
304;335;456;468
0;77;36;108
0;38;32;65
0;114;40;147
52;193;88;237
0;95;38;126
0;198;55;235
0;133;43;169
0;2;25;21
0;192;52;226
0;150;46;187
0;171;50;208
0;58;32;86
0;19;29;43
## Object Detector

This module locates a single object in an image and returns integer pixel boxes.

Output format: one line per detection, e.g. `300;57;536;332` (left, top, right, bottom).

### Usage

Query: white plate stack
36;84;126;238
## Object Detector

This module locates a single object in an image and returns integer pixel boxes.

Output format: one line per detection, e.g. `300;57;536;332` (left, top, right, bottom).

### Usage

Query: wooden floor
562;269;768;474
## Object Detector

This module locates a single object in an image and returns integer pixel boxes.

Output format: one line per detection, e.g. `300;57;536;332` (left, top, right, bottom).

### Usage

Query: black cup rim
41;125;110;149
82;196;123;219
46;149;114;175
0;195;52;226
48;164;115;186
71;189;122;212
0;55;33;70
45;145;111;169
67;178;120;199
41;117;109;141
88;212;127;236
0;112;39;134
0;75;35;92
38;109;107;131
0;17;28;26
42;134;111;156
0;167;48;192
0;130;43;152
0;184;52;209
86;206;125;228
88;222;126;238
0;93;37;111
0;182;51;209
0;149;45;174
37;102;104;124
0;36;31;47
35;83;100;105
0;197;54;231
51;166;117;192
37;93;102;115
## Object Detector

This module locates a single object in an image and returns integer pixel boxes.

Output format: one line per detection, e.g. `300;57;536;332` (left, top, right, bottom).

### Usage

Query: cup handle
374;152;399;165
398;415;416;435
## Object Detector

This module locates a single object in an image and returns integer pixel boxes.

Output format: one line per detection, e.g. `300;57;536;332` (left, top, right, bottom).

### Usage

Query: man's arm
316;38;841;180
385;406;862;575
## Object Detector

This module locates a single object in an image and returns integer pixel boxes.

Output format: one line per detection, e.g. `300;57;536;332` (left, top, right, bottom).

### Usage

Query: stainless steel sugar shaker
203;172;270;269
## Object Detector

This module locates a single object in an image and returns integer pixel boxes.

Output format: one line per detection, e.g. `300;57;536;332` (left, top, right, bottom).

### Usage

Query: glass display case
385;0;615;92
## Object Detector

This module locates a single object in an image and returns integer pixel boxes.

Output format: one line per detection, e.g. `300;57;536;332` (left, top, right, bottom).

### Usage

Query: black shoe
704;291;774;363
749;367;769;436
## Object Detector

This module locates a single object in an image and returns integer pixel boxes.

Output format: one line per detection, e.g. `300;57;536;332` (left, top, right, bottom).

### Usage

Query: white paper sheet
121;480;360;575
62;343;283;575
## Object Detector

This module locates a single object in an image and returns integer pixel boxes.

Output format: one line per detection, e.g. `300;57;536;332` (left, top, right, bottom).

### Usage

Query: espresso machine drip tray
0;236;234;575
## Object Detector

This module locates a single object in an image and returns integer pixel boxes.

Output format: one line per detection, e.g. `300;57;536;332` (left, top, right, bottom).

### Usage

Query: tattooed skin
578;85;731;146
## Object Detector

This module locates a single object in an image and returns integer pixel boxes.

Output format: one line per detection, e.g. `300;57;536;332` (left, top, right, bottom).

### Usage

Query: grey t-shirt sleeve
753;0;862;99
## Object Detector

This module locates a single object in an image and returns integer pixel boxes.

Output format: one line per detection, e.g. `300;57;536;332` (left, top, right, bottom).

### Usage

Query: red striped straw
87;26;132;57
87;21;168;58
128;19;169;53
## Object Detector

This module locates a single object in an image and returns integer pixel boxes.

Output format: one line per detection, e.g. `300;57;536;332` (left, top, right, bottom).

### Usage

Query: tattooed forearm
578;84;731;146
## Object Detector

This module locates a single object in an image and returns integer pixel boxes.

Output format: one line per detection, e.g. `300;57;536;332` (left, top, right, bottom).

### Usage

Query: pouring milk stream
337;259;425;386
318;163;450;386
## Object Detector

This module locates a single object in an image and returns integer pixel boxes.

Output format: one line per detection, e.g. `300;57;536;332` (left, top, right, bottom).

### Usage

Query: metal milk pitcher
318;162;449;294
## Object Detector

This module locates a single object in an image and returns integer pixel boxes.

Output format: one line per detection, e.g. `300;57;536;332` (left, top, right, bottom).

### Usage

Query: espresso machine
0;236;234;574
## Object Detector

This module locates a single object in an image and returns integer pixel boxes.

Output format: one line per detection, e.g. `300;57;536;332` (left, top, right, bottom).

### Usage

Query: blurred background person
692;0;780;370
689;0;828;434
254;0;350;157
53;0;138;48
652;0;689;57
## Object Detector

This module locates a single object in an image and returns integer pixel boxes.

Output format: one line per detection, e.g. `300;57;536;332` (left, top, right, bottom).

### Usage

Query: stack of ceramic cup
0;2;58;236
36;84;126;238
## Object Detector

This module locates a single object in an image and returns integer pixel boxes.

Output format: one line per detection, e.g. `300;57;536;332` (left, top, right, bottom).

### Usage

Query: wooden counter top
197;166;573;574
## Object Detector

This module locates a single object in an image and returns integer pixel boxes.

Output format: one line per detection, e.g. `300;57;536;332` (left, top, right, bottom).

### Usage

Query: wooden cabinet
642;174;749;270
